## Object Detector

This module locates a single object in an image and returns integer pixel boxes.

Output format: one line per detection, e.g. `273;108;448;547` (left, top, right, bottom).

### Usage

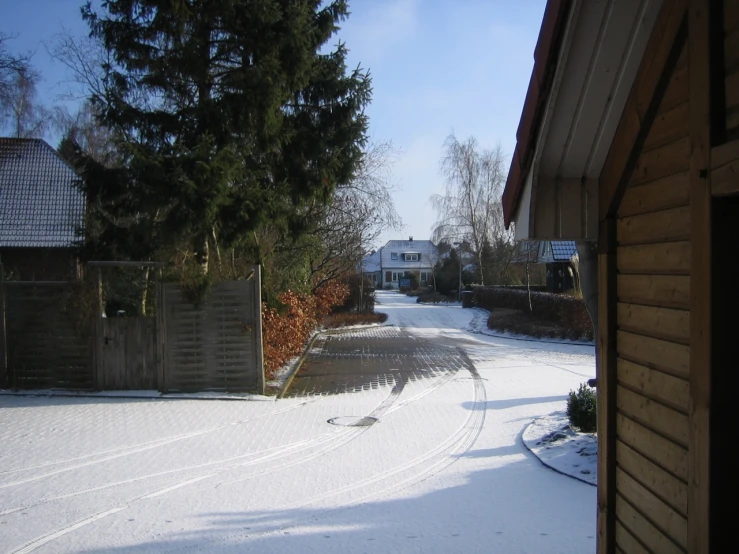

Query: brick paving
284;326;468;397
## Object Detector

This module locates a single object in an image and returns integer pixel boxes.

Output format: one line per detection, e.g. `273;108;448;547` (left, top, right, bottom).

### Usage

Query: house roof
0;138;85;248
380;239;437;269
550;240;577;261
510;240;577;263
502;0;572;228
361;248;382;273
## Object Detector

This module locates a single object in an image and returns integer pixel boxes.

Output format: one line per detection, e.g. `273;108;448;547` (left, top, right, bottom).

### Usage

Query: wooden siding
615;42;691;553
726;0;739;132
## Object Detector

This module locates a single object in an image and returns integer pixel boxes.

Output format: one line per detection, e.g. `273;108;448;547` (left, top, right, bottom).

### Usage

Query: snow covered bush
567;383;597;433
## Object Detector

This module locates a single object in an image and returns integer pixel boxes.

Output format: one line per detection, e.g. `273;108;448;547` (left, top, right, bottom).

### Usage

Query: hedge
473;286;593;339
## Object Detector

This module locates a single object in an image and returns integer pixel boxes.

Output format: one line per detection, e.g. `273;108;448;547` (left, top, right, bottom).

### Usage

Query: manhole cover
327;416;378;427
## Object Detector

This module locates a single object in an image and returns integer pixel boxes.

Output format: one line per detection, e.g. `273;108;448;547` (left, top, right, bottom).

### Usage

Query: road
0;291;597;553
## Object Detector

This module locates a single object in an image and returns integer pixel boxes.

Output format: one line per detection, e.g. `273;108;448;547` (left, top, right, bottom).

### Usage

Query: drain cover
327;416;378;427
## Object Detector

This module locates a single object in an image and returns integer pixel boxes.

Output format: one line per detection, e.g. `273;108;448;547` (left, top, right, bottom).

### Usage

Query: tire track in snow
0;399;316;482
286;348;485;510
4;372;435;551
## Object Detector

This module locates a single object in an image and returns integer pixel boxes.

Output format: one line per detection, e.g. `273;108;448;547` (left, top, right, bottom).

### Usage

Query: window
371;274;376;283
420;272;428;282
392;272;399;282
403;253;419;261
391;252;398;260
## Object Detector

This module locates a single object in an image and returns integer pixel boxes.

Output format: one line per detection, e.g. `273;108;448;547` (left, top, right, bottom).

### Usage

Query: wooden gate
157;268;264;394
95;317;157;390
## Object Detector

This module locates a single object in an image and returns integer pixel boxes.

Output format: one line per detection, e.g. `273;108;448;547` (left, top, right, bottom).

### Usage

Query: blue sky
1;0;546;249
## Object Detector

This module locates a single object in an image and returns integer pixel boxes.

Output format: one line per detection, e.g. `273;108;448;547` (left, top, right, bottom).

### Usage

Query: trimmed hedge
474;286;593;340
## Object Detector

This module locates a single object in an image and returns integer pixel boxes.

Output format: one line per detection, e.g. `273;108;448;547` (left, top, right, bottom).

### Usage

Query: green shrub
567;383;597;433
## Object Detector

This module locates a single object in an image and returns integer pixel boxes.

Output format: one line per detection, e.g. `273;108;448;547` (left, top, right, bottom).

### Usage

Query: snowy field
0;291;596;553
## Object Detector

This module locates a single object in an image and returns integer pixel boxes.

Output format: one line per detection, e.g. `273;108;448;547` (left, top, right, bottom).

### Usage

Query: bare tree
430;134;511;285
1;34;29;113
46;29;108;102
308;141;403;290
0;66;53;138
57;100;119;167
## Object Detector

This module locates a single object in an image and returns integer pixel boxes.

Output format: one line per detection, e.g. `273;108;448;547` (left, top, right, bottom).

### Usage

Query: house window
371;274;376;283
391;252;398;260
420;272;428;282
404;253;419;261
392;272;399;282
385;271;392;283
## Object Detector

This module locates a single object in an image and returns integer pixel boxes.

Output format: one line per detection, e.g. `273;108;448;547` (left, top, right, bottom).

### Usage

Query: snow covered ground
0;291;597;553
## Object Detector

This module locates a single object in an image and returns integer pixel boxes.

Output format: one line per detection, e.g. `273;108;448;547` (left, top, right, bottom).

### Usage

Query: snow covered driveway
0;291;597;553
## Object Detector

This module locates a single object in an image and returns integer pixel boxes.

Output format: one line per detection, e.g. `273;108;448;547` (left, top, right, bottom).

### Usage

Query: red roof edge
502;0;573;229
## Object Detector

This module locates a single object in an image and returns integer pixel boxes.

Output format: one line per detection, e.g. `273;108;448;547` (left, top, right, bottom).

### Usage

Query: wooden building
502;0;737;552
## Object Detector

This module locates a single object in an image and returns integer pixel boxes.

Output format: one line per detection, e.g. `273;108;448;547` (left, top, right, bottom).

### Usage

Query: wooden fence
158;273;264;394
1;281;93;389
1;267;264;394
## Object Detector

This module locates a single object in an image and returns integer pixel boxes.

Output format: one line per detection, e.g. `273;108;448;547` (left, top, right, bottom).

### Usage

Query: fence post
253;265;265;395
156;280;167;393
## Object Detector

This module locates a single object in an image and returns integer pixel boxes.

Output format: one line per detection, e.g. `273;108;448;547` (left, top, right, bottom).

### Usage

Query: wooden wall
613;44;691;554
726;0;739;135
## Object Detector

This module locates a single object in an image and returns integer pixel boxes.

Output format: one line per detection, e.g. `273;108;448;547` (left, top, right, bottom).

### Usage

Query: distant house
0;138;85;280
362;237;438;289
510;240;577;293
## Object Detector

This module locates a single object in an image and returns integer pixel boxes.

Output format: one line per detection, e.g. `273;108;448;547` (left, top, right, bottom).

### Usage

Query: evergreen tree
82;0;370;271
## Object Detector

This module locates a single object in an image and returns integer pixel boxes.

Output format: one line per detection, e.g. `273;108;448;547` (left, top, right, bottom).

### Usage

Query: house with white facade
362;237;437;289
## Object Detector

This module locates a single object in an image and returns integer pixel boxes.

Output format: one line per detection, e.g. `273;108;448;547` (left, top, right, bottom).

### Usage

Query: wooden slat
618;358;690;413
688;0;711;550
617;330;689;379
711;140;739;195
643;101;689;152
617;275;690;309
617;242;691;275
619;171;690;218
617;303;690;344
615;521;650;554
630;136;691;186
617;206;691;245
615;495;684;554
617;385;689;446
617;440;688;515
617;468;687;550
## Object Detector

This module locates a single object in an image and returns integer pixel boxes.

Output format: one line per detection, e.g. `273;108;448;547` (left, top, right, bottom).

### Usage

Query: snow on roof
381;239;437;268
361;248;382;273
0;138;85;248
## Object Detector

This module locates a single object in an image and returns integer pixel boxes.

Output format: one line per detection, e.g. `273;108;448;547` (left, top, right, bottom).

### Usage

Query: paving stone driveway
284;325;471;397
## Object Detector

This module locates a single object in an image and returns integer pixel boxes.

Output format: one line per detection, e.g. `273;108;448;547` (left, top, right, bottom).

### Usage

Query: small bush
567;383;597;433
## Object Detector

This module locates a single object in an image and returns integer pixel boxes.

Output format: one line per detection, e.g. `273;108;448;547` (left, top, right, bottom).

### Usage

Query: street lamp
453;242;462;302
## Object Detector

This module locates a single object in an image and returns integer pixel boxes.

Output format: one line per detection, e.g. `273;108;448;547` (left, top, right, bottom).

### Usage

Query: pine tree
81;0;371;271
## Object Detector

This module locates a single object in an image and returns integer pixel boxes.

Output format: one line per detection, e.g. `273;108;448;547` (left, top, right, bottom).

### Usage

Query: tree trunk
196;235;209;276
140;267;150;316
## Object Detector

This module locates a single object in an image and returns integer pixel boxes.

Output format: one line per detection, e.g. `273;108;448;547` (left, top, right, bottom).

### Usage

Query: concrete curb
521;418;597;487
277;332;321;399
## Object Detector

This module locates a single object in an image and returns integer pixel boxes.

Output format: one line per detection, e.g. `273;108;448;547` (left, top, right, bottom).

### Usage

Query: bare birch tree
430;134;510;285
